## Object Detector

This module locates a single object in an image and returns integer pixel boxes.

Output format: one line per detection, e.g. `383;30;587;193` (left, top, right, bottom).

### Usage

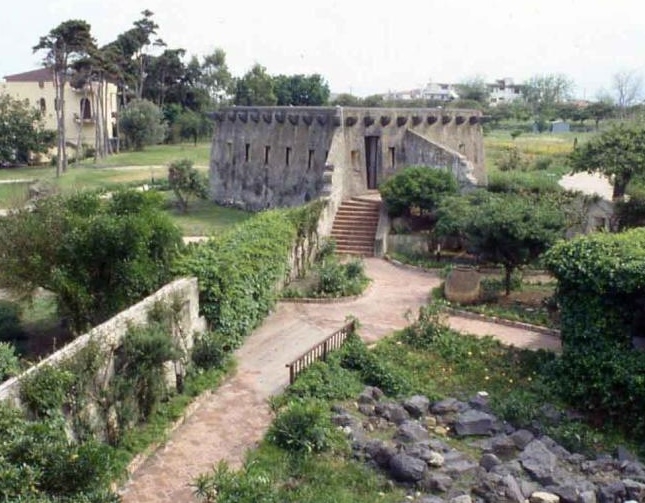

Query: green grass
78;142;211;168
164;196;251;236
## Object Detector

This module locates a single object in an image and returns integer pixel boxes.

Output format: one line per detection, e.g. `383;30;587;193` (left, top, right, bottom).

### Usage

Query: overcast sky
2;0;644;100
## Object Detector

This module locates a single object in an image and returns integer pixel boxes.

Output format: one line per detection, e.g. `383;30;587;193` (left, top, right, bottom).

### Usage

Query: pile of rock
331;386;645;503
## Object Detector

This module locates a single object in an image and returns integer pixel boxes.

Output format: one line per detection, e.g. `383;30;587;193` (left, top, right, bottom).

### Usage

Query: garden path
118;258;561;503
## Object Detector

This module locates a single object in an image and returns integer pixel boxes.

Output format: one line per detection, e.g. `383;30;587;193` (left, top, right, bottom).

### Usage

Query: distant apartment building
1;68;118;148
383;81;459;103
487;78;524;106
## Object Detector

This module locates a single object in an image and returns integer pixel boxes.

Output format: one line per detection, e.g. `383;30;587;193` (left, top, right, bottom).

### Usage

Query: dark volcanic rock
389;453;427;482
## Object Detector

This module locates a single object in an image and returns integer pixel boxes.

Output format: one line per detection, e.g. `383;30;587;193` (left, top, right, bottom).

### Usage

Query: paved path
118;258;561;502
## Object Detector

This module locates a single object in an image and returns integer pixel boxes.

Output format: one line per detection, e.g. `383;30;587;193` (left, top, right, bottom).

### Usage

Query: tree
586;100;615;130
118;99;166;150
379;166;458;217
439;193;565;295
522;73;574;117
569;123;645;199
144;48;187;107
612;70;643;115
273;74;330;106
455;76;490;105
233;64;276;106
168;159;208;212
200;48;233;105
0;190;183;333
330;93;362;106
0;95;53;165
33;19;96;176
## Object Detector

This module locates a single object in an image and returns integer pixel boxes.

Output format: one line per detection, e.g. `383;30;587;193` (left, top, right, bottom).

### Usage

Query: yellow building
1;67;118;153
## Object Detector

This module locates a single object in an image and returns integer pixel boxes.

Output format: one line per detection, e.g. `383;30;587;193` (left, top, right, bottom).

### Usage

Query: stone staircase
330;196;381;256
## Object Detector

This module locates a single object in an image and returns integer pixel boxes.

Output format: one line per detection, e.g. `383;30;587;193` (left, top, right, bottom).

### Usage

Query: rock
624;478;645;501
444;458;479;477
358;389;376;405
434;426;449;436
331;412;358;428
597;481;625;502
577;490;597;503
418;497;445;503
454;409;496;437
529;491;560;503
520;439;559;485
403;395;430;418
395;420;430;443
364;440;396;468
617;446;638;462
426;416;438;429
468;391;490;412
420;472;454;492
388;453;427;482
449;495;472;503
502;473;526;503
541;435;571;459
427;450;445;468
552;485;578;503
511;429;535;450
480;453;502;471
491;435;518;459
428;439;451;452
358;403;375;416
376;402;410;425
431;398;465;415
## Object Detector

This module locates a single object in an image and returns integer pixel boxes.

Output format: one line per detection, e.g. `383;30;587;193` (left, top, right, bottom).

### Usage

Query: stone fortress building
209;106;486;212
210;107;486;210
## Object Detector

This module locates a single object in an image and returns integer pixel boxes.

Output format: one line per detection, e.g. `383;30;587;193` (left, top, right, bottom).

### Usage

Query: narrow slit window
389;147;396;168
227;142;233;162
245;143;250;162
308;149;314;169
264;146;271;165
286;147;291;166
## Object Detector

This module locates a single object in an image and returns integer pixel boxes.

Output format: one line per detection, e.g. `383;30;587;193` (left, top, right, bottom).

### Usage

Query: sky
2;0;645;100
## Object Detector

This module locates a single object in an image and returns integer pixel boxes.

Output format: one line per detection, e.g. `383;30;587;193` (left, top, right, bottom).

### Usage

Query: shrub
0;342;19;381
118;98;167;150
399;303;448;350
379;166;458;217
168;158;209;213
116;323;179;422
176;209;298;348
19;364;75;418
315;257;369;298
268;399;338;453
339;333;410;396
192;331;229;370
285;358;363;402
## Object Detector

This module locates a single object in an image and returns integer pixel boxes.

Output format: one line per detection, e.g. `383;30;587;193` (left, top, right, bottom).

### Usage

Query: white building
487;78;524;107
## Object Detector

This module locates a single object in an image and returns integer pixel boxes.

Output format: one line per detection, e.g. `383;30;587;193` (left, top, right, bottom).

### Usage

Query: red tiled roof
4;68;53;82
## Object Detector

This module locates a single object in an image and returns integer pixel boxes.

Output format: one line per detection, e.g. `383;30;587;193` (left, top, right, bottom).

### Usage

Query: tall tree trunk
504;265;513;296
75;88;86;166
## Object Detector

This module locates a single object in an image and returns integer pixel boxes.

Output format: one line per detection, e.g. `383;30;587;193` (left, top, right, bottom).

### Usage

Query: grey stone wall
0;278;206;408
209;107;485;213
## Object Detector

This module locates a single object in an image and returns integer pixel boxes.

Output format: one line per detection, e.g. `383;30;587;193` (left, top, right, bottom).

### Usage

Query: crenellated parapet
209;106;485;212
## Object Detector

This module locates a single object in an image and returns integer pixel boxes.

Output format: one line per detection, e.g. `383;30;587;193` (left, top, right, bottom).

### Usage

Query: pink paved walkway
119;258;560;502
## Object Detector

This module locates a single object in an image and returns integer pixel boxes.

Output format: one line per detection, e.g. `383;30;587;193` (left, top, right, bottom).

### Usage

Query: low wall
0;277;206;407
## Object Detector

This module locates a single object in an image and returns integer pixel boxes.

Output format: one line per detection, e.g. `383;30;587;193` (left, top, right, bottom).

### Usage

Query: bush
339;333;410;396
268;399;338;453
399;303;448;350
192;331;229;370
116;323;179;422
0;342;19;381
285;358;363;402
496;146;529;172
176;209;299;348
379;166;458;217
315;257;369;298
118;99;167;150
19;365;75;418
168;158;209;213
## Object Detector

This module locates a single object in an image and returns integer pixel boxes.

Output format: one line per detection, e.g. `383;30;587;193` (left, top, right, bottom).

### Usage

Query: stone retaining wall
0;277;206;407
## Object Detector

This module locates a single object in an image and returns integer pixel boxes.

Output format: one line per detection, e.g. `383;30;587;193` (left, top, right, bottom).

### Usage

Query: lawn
164;196;251;236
